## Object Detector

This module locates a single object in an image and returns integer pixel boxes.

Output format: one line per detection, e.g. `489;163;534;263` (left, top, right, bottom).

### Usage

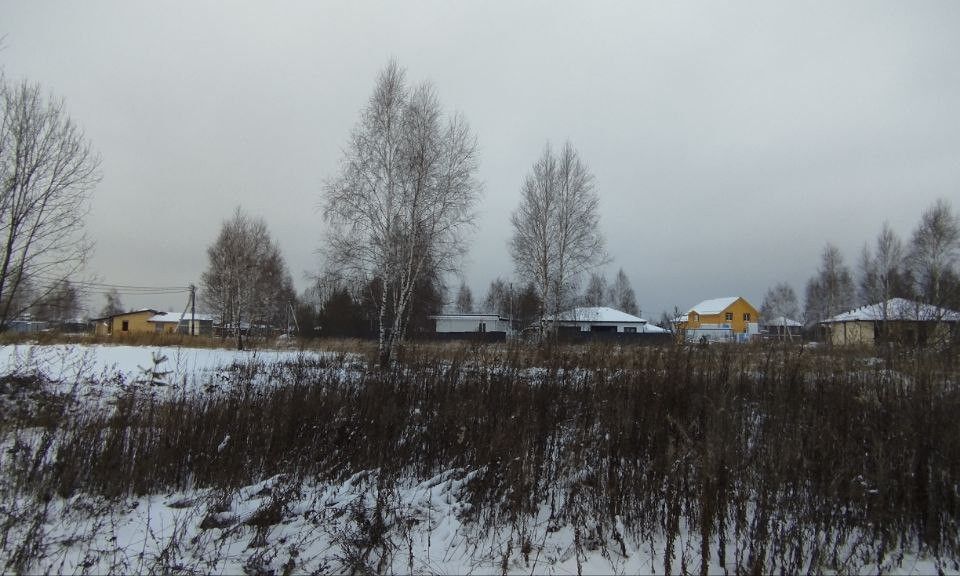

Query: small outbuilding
429;313;513;341
762;316;803;340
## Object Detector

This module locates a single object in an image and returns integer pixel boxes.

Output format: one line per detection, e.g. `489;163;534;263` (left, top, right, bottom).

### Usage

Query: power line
26;275;191;295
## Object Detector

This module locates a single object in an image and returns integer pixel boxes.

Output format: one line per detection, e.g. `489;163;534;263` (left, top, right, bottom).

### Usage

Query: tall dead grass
2;341;959;572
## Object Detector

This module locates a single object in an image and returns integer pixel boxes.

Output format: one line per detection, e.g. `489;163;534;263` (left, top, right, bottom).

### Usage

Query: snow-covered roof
545;307;667;332
547;306;641;323
764;316;802;327
822;298;960;324
148;312;216;324
687;297;741;315
429;313;508;321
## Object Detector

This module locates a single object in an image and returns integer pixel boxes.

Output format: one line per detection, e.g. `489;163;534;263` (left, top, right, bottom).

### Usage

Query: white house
430;313;514;335
545;307;667;334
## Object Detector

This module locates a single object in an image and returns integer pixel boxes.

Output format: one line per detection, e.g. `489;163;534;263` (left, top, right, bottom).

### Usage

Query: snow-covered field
0;342;956;574
0;343;338;391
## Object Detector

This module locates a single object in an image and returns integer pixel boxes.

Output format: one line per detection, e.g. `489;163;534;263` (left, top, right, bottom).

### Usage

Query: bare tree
760;282;800;323
99;288;124;318
0;76;99;329
201;207;295;349
908;198;960;310
858;221;911;319
509;142;606;336
31;279;79;324
483;277;512;318
322;61;481;364
607;268;639;315
804;243;855;326
582;272;607;307
455;281;473;314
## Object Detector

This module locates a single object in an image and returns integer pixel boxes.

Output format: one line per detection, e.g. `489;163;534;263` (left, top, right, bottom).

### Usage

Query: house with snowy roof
673;297;760;343
820;298;960;346
545;306;668;340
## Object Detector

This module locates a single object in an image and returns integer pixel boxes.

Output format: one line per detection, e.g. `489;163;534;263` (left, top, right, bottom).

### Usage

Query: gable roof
822;298;960;323
687;297;741;316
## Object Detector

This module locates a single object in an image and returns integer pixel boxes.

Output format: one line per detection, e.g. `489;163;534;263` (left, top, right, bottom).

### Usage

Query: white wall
435;317;512;333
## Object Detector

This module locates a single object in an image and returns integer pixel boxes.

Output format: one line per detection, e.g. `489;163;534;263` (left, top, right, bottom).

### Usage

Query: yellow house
93;309;159;337
675;297;760;343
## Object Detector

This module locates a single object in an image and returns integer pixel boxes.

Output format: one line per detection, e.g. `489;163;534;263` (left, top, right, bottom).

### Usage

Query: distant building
762;316;803;340
92;309;160;337
148;312;215;336
545;306;667;335
820;298;960;346
6;319;50;334
674;297;760;343
429;313;513;341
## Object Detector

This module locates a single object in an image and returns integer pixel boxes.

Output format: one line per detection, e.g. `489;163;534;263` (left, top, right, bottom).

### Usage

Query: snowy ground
0;342;955;574
0;343;340;391
4;468;949;575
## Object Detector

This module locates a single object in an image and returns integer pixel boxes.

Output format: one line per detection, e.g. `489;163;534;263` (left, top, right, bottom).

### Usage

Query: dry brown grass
2;339;959;572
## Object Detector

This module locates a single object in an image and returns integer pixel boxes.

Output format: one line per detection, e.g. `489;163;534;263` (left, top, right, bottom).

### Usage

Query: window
743;313;751;321
121;320;129;332
623;326;637;333
725;312;733;321
478;322;487;333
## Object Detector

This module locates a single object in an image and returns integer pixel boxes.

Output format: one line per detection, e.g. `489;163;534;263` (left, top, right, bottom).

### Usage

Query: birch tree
455;281;473;314
908;198;960;310
760;282;800;323
858;221;911;318
201;207;294;349
582;272;607;307
607;268;639;315
509;142;606;336
0;76;99;328
804;243;855;325
322;61;481;364
483;277;512;318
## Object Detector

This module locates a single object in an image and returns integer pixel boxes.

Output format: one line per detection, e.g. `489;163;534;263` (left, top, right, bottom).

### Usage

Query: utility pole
189;284;196;336
287;300;300;336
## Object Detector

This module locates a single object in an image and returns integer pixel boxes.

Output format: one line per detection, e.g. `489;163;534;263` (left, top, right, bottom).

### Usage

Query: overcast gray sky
2;2;959;319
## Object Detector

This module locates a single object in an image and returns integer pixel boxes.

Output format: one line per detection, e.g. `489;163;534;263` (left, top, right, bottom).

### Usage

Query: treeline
294;275;545;339
762;198;960;325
